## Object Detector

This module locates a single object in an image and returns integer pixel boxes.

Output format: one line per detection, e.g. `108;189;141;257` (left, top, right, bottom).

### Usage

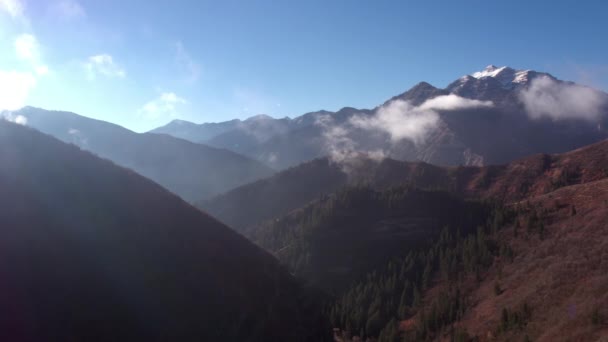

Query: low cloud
0;70;36;111
351;100;439;145
316;114;359;163
316;94;493;170
351;95;493;145
519;76;607;121
139;92;187;120
68;128;88;147
1;112;28;125
418;94;493;111
84;54;126;80
315;113;387;175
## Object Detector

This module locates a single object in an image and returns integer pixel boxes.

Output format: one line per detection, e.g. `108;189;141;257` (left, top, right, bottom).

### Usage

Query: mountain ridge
0;120;327;341
150;66;608;170
9;106;274;202
201;138;608;232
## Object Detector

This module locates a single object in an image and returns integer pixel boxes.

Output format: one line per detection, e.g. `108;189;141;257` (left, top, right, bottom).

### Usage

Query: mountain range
2;64;608;341
7;107;273;202
200;138;608;233
152;65;608;170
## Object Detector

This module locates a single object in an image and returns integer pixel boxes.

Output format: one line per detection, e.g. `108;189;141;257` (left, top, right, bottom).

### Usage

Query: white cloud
51;0;86;20
15;114;27;124
0;70;36;111
139;92;187;120
0;0;24;18
418;94;493;111
35;65;49;75
315;94;494;168
15;34;38;61
316;114;358;162
351;100;439;145
1;112;28;125
315;113;389;171
14;34;50;75
175;41;201;83
519;76;607;121
68;127;88;146
351;95;493;145
84;54;126;80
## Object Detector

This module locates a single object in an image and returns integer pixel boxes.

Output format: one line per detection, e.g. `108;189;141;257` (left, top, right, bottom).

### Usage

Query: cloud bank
418;94;493;112
1;111;28;125
317;94;493;168
519;76;607;121
351;95;493;145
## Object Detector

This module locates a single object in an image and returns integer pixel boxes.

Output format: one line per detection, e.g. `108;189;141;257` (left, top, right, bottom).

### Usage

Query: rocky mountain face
9;107;274;202
150;66;608;170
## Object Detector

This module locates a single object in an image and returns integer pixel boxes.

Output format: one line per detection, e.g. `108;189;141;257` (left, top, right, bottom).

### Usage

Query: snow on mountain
470;65;542;89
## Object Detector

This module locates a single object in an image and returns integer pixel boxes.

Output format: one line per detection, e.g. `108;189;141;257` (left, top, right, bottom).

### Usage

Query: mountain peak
169;119;195;125
245;114;274;122
411;81;437;91
471;65;514;79
468;65;547;89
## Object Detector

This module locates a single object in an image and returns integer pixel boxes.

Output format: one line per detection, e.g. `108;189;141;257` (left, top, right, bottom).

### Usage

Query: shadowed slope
0;121;326;342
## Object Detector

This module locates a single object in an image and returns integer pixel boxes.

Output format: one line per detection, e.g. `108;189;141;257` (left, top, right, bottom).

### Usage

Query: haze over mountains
2;64;608;341
5;107;272;202
0;121;324;341
152;66;608;170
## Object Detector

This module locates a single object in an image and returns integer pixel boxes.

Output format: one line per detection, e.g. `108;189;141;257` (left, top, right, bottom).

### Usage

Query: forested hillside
250;185;491;293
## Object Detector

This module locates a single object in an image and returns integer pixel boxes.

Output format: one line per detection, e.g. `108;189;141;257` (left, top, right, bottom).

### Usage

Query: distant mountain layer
10;107;273;201
201;139;608;231
151;65;608;170
0;121;326;341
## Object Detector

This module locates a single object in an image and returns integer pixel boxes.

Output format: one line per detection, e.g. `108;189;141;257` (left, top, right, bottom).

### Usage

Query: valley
1;62;607;341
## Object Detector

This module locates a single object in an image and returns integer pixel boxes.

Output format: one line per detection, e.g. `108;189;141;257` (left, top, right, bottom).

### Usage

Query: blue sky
1;0;607;132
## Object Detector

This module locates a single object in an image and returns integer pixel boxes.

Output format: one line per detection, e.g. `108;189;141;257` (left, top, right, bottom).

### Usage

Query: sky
1;0;607;132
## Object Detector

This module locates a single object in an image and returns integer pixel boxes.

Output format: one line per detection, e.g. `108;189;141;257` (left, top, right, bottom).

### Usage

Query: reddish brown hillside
423;179;608;341
457;139;608;202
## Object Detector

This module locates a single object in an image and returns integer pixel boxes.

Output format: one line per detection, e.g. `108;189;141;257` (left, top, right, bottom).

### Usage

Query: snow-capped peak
471;65;507;79
469;65;534;89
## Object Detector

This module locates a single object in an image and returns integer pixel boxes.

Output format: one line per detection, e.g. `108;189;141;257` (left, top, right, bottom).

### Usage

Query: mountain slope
447;179;608;341
249;186;491;293
12;107;273;201
325;140;608;341
201;139;608;231
334;179;608;342
200;157;453;231
0;121;326;341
